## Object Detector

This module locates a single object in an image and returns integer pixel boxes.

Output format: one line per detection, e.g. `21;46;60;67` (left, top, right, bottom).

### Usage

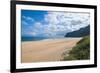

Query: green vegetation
63;36;90;60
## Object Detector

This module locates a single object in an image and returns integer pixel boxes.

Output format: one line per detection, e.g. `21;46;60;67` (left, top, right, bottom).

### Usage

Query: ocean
21;37;48;41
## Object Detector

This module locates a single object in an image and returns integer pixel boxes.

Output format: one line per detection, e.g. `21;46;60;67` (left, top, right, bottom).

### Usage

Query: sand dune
21;38;82;63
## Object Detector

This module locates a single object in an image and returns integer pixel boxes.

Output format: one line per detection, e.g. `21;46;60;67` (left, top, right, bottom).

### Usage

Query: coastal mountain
65;25;90;37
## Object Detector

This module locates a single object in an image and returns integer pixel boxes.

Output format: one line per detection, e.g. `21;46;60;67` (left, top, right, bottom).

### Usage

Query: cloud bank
22;11;90;38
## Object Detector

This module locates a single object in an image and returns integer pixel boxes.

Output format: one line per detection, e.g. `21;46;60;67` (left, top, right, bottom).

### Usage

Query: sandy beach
21;38;82;63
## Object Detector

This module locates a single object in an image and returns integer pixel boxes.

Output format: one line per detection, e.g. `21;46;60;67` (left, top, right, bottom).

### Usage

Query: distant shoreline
22;37;82;42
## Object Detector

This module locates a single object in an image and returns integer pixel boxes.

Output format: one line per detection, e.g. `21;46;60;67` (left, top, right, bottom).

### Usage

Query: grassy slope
63;36;90;60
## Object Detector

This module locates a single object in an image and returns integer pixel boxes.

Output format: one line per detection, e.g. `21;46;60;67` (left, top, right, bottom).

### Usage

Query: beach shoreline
21;38;82;63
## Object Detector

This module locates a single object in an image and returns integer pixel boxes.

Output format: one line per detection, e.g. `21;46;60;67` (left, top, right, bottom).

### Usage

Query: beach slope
22;38;81;63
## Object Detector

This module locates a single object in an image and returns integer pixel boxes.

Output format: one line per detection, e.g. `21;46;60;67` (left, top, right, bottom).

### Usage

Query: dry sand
21;38;82;63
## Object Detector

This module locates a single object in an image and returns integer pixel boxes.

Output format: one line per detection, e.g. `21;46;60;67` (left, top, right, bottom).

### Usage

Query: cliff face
65;25;90;37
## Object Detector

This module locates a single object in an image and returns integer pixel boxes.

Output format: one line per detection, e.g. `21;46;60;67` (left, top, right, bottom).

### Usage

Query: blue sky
21;10;90;37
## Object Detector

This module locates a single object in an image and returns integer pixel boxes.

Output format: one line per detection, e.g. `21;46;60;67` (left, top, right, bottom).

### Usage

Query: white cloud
26;17;34;22
22;20;28;25
41;12;90;37
22;31;37;36
22;12;90;37
29;32;37;36
22;16;34;22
